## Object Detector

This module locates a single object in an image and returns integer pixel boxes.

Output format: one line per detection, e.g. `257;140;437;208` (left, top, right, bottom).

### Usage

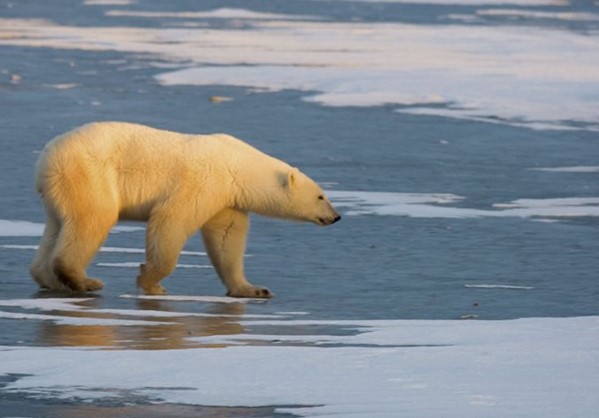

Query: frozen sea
1;0;598;417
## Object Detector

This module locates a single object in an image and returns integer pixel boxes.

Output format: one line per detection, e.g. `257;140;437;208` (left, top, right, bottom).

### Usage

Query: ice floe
0;244;205;256
84;0;136;5
529;166;599;173
0;311;170;326
474;9;599;21
0;220;44;237
322;0;565;4
0;221;143;237
0;315;597;417
105;8;317;20
0;14;597;131
464;284;534;290
328;191;599;219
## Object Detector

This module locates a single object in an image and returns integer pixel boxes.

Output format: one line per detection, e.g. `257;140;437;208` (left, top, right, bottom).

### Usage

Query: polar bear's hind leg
30;211;60;289
50;211;116;293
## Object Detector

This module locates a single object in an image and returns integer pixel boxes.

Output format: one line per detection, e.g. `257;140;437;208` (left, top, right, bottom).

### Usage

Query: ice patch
0;316;597;417
318;0;564;4
105;8;317;20
0;298;92;311
0;17;597;130
329;191;599;219
110;225;145;233
0;298;277;323
0;300;177;326
530;166;599;173
475;9;599;21
84;0;136;5
0;221;142;237
0;311;171;326
0;244;206;256
0;220;44;237
43;83;79;89
465;284;535;290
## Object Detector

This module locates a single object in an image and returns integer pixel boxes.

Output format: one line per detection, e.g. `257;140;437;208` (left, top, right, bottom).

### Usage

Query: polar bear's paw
85;278;104;292
140;284;167;296
227;285;274;299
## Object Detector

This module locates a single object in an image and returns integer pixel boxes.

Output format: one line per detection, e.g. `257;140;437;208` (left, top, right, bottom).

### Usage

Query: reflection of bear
39;301;247;350
31;122;340;297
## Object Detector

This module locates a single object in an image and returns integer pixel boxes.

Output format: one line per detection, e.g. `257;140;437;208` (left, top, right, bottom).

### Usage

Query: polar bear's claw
227;286;274;299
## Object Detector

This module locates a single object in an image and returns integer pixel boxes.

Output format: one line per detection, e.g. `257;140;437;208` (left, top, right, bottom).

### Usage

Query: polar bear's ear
278;170;296;189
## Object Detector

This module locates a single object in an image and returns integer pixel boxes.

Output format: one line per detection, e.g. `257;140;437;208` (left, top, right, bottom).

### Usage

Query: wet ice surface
1;0;599;416
1;298;598;417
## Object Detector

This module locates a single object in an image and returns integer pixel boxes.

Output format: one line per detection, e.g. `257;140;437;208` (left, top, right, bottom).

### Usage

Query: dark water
0;0;598;333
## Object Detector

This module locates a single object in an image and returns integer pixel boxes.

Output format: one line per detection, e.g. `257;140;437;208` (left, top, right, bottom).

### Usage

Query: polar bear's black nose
332;215;341;224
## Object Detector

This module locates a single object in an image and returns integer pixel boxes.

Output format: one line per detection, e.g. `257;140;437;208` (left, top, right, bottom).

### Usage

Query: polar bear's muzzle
318;214;342;226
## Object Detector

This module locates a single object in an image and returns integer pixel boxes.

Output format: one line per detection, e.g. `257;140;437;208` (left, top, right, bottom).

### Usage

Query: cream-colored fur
31;122;340;297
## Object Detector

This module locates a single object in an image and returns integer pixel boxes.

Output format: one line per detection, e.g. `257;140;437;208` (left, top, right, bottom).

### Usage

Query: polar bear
30;122;340;298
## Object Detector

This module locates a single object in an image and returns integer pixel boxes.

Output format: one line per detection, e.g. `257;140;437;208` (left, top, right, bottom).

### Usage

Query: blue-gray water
1;0;598;333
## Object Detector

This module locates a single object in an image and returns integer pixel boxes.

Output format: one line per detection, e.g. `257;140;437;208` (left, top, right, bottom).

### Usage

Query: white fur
31;122;340;297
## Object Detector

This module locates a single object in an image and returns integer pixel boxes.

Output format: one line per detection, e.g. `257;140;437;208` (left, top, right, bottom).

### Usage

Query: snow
0;220;44;236
328;191;599;219
84;0;136;5
464;284;534;290
529;166;599;173
0;14;597;131
0;311;171;326
474;9;599;21
318;0;564;4
0;316;598;417
0;244;205;256
0;221;142;237
105;8;317;20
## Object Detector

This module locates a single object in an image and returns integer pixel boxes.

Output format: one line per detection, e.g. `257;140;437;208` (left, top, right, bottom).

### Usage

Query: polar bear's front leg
137;209;193;295
201;208;273;298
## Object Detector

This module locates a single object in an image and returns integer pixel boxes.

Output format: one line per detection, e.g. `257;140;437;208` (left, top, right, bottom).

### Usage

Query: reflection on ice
119;294;266;304
0;314;597;417
0;297;264;349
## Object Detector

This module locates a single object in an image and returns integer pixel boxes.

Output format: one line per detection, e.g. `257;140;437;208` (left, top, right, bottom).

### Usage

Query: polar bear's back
35;122;281;221
37;121;254;191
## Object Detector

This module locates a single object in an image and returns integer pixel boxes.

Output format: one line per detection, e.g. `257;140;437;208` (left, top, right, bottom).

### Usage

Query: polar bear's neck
216;138;291;217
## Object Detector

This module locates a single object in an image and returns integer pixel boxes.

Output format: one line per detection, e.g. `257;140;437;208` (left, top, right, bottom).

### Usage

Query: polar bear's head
280;168;341;226
246;167;341;226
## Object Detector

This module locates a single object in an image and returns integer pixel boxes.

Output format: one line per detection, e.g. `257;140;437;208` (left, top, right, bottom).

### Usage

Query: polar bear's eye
318;195;324;200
